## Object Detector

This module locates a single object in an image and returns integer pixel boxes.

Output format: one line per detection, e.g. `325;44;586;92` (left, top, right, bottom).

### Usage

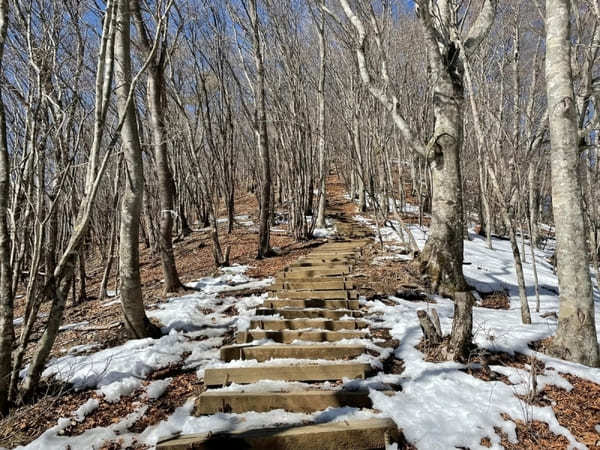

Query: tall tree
115;0;160;338
249;0;272;258
0;0;13;416
335;0;497;359
545;0;600;367
131;0;182;293
314;0;328;229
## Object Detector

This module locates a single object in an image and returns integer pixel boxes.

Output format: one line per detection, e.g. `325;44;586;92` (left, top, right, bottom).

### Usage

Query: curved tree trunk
416;76;468;296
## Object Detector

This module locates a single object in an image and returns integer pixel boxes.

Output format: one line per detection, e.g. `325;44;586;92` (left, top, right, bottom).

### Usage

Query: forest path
157;185;405;449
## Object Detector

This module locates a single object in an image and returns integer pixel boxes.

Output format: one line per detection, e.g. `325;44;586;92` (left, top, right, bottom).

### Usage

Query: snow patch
98;377;142;403
73;398;99;422
145;378;171;400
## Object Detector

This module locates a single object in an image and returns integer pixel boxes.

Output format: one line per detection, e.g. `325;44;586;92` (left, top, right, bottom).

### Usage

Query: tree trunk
417;73;468;295
131;1;182;293
99;157;122;300
503;212;532;324
76;247;87;304
115;0;160;339
446;291;474;360
147;67;182;292
0;0;13;415
315;1;327;229
251;0;271;259
545;0;599;367
99;221;117;301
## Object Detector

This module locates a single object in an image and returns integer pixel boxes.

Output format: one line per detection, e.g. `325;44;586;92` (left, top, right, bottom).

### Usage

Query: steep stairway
157;221;401;449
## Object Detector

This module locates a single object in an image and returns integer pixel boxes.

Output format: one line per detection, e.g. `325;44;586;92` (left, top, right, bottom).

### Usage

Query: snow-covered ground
356;215;600;450
13;215;600;450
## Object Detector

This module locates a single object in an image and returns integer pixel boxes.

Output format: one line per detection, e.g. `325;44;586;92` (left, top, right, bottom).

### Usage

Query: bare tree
248;0;272;258
333;0;497;359
545;0;599;367
115;0;161;338
314;0;328;229
0;0;13;416
131;0;182;293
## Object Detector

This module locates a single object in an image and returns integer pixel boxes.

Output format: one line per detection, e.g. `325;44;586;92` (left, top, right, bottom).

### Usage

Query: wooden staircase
157;222;400;449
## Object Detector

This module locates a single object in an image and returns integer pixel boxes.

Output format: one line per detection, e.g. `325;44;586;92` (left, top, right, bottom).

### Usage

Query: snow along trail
15;218;600;450
34;265;270;392
356;215;600;449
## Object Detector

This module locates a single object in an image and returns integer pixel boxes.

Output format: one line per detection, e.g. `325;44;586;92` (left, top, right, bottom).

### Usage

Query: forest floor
1;176;600;450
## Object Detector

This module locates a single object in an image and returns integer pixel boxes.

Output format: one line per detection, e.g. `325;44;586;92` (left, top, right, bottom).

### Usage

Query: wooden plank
236;329;368;344
254;308;363;319
194;390;380;414
249;318;367;331
273;289;358;300
203;363;370;386
261;298;360;310
157;418;400;450
219;343;366;362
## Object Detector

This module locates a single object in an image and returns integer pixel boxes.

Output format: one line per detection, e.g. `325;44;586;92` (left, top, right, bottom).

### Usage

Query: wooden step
317;242;368;249
284;265;351;274
289;261;354;269
307;250;359;258
220;343;366;362
270;279;355;291
249;318;367;331
236;329;368;344
194;390;378;414
157;418;400;450
297;256;357;264
203;363;371;386
262;298;359;310
335;232;371;239
255;308;363;319
277;268;350;279
272;289;358;300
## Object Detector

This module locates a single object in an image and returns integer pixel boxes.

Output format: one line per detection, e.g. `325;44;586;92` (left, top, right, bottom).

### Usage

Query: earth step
269;279;355;291
249;318;367;330
277;268;350;279
220;343;366;362
194;390;384;414
262;298;359;310
203;363;371;386
272;289;358;300
255;308;363;319
236;329;368;344
156;418;400;450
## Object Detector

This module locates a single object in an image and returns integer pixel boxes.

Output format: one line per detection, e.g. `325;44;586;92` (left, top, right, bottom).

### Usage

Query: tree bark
446;291;474;361
131;0;182;293
545;0;600;367
115;0;160;339
250;0;271;259
0;0;13;415
147;67;181;292
315;0;327;229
